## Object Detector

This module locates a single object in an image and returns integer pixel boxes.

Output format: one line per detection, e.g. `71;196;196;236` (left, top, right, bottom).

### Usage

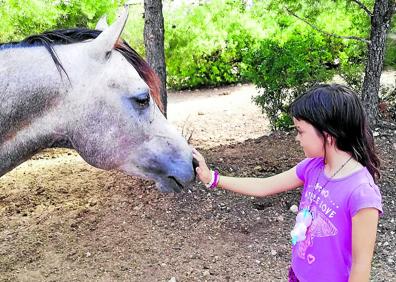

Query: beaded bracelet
206;169;220;189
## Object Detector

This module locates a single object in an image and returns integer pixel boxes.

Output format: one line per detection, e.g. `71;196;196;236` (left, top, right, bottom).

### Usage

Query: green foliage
2;0;393;128
337;40;367;93
0;0;60;42
240;0;377;128
163;0;379;128
164;0;264;89
120;5;145;56
384;37;396;69
0;0;124;43
274;112;294;130
244;34;336;129
56;0;123;29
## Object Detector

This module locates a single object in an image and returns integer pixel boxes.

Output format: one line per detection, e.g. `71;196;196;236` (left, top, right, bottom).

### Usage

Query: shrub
0;0;60;42
164;0;264;89
0;0;123;42
243;34;337;129
384;37;396;70
56;0;123;29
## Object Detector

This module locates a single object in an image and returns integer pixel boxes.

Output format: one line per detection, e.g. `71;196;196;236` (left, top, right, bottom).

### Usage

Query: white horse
0;7;196;192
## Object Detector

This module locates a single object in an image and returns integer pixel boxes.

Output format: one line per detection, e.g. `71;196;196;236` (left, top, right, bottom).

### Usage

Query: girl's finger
191;147;199;155
192;148;203;158
192;153;204;163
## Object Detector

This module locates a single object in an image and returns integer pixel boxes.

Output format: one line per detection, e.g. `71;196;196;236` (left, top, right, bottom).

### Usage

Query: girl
193;84;382;282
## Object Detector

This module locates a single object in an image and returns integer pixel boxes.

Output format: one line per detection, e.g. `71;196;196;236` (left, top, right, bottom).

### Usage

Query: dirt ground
0;84;395;282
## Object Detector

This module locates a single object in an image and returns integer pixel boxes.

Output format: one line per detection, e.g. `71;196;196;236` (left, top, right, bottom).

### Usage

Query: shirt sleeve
295;158;315;182
348;183;383;217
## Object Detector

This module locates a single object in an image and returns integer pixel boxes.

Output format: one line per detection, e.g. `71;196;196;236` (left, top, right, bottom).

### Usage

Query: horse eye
131;92;150;109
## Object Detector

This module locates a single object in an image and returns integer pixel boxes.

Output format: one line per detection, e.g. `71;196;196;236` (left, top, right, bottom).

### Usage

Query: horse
0;7;196;192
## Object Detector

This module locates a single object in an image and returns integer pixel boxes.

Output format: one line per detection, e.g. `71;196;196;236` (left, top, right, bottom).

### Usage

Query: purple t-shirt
292;158;382;282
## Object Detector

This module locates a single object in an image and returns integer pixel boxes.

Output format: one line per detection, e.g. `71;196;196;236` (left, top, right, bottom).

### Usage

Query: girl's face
293;118;325;158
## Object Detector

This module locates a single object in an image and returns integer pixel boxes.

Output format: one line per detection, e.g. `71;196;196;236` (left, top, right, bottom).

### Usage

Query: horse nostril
168;176;183;192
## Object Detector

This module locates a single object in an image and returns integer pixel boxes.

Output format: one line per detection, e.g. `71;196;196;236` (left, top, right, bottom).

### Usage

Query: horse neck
0;46;69;176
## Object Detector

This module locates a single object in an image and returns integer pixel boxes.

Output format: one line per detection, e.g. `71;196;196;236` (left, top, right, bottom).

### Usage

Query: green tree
284;0;395;126
0;0;60;42
244;34;337;129
56;0;122;29
0;0;124;42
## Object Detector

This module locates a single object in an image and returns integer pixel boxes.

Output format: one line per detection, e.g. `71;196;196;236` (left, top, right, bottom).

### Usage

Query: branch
285;7;371;45
350;0;372;17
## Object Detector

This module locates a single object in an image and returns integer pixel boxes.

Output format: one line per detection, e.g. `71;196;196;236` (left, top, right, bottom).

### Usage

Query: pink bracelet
206;169;220;189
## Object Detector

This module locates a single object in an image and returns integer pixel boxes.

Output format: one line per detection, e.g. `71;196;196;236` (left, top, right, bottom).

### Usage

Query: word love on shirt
305;184;338;218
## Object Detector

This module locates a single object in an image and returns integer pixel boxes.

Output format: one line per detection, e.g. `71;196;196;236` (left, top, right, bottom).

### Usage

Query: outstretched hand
192;147;212;184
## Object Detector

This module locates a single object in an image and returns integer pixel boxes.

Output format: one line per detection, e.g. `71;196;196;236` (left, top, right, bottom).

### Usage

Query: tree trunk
361;0;395;127
143;0;167;117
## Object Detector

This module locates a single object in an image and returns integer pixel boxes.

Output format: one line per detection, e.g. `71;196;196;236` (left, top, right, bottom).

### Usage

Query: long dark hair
289;84;380;181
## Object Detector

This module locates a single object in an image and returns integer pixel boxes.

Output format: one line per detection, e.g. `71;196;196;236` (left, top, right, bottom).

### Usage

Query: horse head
0;7;196;192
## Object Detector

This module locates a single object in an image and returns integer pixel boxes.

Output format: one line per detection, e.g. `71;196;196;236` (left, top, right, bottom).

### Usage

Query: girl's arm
216;168;303;197
192;148;303;197
349;208;379;282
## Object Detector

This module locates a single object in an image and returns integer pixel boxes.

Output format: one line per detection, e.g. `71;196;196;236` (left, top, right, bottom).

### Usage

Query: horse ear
90;6;129;59
95;15;109;31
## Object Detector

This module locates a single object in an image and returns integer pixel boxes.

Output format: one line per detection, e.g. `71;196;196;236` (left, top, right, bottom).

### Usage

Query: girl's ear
323;132;334;145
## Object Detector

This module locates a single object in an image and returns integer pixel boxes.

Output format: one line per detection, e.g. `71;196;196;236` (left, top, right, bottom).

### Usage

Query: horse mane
0;29;163;112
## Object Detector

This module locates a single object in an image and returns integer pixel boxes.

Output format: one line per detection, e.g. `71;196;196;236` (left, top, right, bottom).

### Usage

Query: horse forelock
115;41;163;113
0;28;164;113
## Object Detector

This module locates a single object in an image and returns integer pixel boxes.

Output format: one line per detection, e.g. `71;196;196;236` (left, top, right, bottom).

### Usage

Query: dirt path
168;84;270;148
0;83;395;282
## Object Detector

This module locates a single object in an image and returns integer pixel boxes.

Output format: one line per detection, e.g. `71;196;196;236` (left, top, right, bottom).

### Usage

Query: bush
0;0;123;43
162;0;371;129
56;0;123;29
1;0;378;126
239;0;373;129
0;0;61;42
384;37;396;69
164;0;264;89
243;34;337;129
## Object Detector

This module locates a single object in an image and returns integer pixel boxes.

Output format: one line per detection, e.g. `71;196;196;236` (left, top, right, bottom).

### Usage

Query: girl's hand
192;147;212;184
